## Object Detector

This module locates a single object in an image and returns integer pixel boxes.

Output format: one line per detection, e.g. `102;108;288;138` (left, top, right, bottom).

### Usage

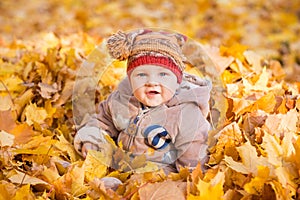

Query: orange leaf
10;123;35;145
0;110;17;132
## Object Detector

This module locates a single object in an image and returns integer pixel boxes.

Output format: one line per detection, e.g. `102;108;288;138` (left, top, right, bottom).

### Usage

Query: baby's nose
145;81;159;86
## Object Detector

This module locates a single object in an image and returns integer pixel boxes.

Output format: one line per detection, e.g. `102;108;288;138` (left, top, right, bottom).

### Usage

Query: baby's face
130;64;179;107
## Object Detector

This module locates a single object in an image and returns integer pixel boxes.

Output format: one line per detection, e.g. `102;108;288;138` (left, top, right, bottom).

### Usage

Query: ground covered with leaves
0;0;300;199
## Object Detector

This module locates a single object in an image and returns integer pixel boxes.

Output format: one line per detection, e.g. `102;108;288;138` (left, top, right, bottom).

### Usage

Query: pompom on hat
106;29;187;83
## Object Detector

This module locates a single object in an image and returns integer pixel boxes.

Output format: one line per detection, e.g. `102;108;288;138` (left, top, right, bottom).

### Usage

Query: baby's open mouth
147;90;160;95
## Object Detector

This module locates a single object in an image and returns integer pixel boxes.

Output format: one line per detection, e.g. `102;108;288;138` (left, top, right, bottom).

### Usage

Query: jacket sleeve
174;104;211;172
73;92;120;156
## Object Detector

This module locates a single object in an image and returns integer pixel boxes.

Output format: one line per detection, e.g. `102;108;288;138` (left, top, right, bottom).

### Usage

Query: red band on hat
127;55;183;83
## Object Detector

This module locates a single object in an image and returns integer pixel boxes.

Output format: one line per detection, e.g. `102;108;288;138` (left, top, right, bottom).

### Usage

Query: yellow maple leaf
12;184;35;200
274;167;297;198
208;122;243;165
220;43;248;63
252;92;277;113
243;67;269;95
45;100;56;118
221;69;241;85
261;133;283;167
55;133;78;162
225;140;270;175
83;150;108;182
24;103;48;126
244;166;269;195
296;97;300;111
53;163;88;198
0;75;25;93
188;173;224;200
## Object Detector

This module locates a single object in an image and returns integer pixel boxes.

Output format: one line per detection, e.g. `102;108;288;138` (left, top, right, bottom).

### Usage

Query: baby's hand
82;142;99;158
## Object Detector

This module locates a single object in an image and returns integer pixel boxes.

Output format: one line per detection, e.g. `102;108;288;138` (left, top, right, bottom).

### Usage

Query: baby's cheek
161;88;176;102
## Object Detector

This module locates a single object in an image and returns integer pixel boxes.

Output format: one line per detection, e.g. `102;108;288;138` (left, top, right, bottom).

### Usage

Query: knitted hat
106;29;187;83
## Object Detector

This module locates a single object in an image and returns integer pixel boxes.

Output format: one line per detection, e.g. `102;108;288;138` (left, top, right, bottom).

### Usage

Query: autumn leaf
0;109;17;132
24;103;48;126
188;170;224;200
10;123;35;145
0;130;15;147
53;163;88;198
0;95;14;110
225;140;270;175
208;122;244;165
8;170;49;185
263;109;298;138
244;166;270;195
12;184;35;200
0;181;17;200
138;180;186;200
83;150;108;182
242;67;269;94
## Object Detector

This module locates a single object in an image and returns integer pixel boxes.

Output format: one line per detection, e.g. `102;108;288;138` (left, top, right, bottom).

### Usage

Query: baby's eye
137;73;147;77
159;72;167;76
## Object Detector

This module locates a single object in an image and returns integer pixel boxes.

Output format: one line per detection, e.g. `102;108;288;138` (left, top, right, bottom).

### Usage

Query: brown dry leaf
139;180;186;200
53;79;74;107
37;82;58;99
0;109;17;132
242;111;267;135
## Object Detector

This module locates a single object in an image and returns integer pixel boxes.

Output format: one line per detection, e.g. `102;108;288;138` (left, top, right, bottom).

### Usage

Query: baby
74;29;211;173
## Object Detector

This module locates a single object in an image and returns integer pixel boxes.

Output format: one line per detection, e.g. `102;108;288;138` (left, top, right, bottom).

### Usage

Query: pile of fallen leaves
0;0;300;199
